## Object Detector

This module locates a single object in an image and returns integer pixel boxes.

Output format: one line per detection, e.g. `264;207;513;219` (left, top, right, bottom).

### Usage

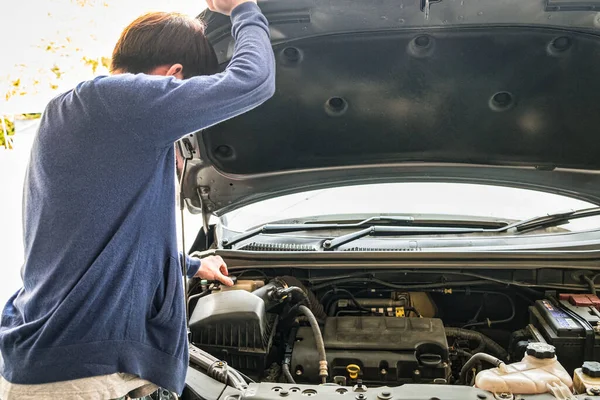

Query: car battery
529;295;600;373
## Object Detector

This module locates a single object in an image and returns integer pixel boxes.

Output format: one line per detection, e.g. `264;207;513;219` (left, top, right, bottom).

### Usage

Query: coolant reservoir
475;343;573;395
574;361;600;395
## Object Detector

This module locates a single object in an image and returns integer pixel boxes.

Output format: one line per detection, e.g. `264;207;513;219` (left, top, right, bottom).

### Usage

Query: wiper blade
222;216;415;248
322;226;485;250
322;207;600;250
499;206;600;233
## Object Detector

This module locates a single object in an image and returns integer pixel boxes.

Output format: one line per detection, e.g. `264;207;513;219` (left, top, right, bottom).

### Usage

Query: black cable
324;288;383;316
305;269;600;292
307;269;519;286
234;269;269;279
459;353;504;385
460;291;516;329
445;328;507;360
311;277;491;291
320;289;337;312
335;309;365;316
468;296;486;325
405;306;421;317
322;288;384;315
278;287;310;305
454;349;473;359
187;279;203;295
282;363;296;384
279;276;328;320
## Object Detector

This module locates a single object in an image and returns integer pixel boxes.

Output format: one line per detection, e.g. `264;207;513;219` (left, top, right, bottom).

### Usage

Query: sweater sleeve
180;252;201;279
95;2;275;147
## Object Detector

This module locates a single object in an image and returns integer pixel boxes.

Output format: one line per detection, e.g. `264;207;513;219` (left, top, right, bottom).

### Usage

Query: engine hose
584;274;599;296
459;353;504;385
298;305;328;383
282;363;296;384
455;349;473;359
279;287;310;305
279;276;328;320
445;328;508;360
325;288;385;317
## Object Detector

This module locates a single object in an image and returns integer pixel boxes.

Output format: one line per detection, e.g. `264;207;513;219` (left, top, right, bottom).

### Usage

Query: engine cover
291;317;450;384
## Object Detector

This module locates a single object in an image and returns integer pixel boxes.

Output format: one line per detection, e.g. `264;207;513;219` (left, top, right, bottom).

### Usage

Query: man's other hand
206;0;257;16
195;255;234;286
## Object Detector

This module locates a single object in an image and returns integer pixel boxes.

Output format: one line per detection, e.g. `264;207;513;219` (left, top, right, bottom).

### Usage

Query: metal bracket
420;0;442;19
196;186;215;234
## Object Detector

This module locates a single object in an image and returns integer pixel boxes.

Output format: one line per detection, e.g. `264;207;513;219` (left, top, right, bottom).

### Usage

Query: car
176;1;600;399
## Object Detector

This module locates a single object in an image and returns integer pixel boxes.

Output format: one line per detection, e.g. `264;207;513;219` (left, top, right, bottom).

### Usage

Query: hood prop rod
178;139;194;326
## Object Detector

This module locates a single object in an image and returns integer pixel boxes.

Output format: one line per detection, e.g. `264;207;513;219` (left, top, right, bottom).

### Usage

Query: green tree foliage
0;118;16;149
1;0;114;148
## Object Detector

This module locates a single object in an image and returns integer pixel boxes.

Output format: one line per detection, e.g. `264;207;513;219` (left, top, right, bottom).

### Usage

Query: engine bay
185;268;600;397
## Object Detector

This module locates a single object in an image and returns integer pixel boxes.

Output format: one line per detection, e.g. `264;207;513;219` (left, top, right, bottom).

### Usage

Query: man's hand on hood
195;255;234;286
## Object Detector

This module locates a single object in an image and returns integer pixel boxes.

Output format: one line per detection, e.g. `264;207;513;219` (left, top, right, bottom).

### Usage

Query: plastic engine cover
291;316;449;384
189;290;277;371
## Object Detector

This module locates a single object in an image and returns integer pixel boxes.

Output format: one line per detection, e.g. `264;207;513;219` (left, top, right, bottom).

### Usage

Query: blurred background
0;0;206;307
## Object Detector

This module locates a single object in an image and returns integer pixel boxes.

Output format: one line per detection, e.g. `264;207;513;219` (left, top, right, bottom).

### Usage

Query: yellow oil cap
346;364;361;380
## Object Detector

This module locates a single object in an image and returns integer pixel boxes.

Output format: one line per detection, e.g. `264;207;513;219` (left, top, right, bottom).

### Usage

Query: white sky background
0;0;208;113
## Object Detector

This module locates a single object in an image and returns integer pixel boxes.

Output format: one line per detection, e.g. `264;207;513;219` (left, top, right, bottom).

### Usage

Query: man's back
0;78;190;389
0;2;275;395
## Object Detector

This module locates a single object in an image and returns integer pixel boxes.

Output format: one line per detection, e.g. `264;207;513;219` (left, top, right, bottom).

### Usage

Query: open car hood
178;0;600;218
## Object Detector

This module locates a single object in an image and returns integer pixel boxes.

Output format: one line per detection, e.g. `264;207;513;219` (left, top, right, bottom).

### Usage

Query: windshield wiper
222;215;504;249
222;207;600;250
499;206;600;233
322;206;600;250
322;226;486;249
222;216;415;248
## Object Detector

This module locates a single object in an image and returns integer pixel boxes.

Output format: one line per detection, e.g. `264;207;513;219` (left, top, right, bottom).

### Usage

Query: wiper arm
222;216;415;248
499;206;600;233
322;226;486;250
322;207;600;250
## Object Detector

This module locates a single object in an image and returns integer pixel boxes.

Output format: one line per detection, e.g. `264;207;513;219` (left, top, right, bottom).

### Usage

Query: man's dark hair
111;12;219;79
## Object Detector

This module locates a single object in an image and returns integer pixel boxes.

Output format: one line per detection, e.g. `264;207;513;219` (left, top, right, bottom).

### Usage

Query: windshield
222;183;600;232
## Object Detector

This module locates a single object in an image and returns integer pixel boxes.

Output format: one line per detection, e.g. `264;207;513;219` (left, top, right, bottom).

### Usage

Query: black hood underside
180;0;600;216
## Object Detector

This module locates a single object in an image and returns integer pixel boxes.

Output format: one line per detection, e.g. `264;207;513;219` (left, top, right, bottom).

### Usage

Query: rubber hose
459;353;504;385
445;328;507;360
279;287;310;305
280;276;328;320
282;363;296;384
455;349;473;359
584;275;598;296
298;305;328;383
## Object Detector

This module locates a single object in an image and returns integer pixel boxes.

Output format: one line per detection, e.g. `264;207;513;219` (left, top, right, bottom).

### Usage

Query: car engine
186;272;600;389
290;316;450;385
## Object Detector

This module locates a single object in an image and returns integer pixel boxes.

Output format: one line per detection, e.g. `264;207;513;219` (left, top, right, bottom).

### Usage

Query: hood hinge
197;186;215;234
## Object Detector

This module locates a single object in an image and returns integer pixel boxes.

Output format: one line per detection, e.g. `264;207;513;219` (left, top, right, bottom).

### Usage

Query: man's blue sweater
0;3;274;394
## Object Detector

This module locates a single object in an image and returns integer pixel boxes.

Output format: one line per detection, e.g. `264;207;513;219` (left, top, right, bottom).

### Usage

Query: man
0;0;275;398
